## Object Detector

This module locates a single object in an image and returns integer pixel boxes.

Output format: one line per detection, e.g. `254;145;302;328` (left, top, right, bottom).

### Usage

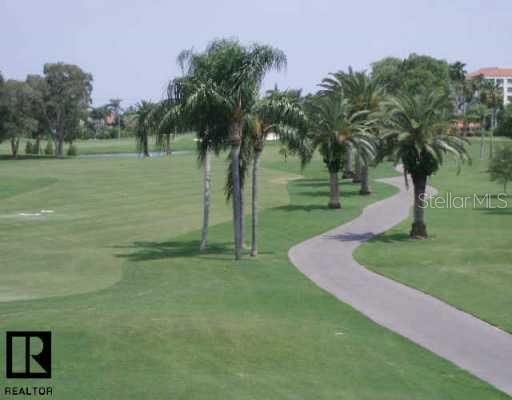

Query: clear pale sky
1;0;511;107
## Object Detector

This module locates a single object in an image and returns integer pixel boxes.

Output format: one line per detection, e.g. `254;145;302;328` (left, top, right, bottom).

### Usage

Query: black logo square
6;331;52;379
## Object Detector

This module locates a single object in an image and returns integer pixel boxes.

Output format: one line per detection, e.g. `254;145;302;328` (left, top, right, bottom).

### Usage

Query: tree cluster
0;63;93;157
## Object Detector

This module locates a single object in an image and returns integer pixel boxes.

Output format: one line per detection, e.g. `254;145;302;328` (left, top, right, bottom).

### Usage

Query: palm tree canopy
163;39;287;162
382;91;470;177
134;100;156;152
283;94;377;172
320;68;386;114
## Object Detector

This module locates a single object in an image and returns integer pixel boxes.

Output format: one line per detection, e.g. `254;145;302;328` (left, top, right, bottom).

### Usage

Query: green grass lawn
0;134;197;156
356;139;512;333
0;143;508;399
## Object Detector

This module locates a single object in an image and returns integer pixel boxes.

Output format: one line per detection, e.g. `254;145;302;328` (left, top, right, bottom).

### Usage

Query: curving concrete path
289;175;512;396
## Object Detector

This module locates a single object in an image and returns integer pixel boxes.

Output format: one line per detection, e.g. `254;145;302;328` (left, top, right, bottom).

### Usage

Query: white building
468;67;512;106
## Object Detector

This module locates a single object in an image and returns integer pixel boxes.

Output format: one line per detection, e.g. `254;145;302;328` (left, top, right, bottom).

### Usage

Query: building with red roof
467;67;512;106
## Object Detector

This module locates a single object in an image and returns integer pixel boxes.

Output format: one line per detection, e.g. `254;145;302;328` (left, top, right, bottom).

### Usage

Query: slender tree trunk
328;172;341;209
240;184;245;250
410;173;428;239
143;134;150;157
200;151;212;251
165;134;171;155
343;144;353;178
479;124;485;160
35;134;41;155
230;122;243;260
462;104;468;137
10;137;19;159
359;165;371;195
251;149;262;256
352;155;362;183
56;138;64;157
489;108;496;158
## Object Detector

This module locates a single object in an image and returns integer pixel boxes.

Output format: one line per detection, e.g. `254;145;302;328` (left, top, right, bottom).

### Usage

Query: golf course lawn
356;139;512;333
0;134;197;156
0;144;508;399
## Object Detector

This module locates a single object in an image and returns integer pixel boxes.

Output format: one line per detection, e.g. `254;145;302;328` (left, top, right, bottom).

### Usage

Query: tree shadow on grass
273;204;332;212
370;232;411;243
0;155;54;161
473;207;512;216
322;231;412;244
472;193;512;215
296;189;362;198
293;179;329;188
323;232;375;242
115;240;234;262
293;179;366;199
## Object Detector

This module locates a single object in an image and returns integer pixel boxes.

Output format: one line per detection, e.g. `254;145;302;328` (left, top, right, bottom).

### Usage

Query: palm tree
480;79;503;157
247;89;305;256
162;52;230;252
383;91;470;238
150;100;175;155
199;39;286;259
321;69;385;194
134;101;156;157
467;103;491;160
299;94;377;208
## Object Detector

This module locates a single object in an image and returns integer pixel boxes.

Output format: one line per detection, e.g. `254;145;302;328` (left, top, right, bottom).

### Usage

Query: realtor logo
6;332;52;379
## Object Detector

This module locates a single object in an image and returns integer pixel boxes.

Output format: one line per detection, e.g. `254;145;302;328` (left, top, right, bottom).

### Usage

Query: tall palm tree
162;53;230;252
383;91;470;238
467;103;491;160
198;39;287;259
134;101;156;157
321;69;385;194
480;79;503;157
299;94;377;208
460;77;483;137
247;89;305;256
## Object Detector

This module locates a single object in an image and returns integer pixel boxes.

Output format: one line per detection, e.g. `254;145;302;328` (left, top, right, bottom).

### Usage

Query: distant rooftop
467;67;512;78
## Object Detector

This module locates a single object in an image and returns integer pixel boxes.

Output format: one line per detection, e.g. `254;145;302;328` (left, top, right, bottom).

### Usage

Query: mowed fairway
0;145;508;399
356;139;512;332
0;149;297;300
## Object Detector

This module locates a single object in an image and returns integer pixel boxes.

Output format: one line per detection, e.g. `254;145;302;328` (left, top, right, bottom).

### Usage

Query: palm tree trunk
359;165;371;195
230;123;243;260
10;137;19;159
165;134;171;155
479;124;485;160
55;135;64;158
352;155;362;183
143;134;150;157
343;144;353;178
328;172;341;209
489;108;496;158
251;149;262;256
410;173;428;239
35;134;41;155
200;151;212;251
240;184;245;250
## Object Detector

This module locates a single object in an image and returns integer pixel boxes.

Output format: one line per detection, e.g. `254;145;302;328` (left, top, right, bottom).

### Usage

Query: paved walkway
289;175;512;396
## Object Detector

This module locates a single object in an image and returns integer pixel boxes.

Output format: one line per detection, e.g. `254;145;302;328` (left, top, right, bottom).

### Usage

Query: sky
1;0;511;107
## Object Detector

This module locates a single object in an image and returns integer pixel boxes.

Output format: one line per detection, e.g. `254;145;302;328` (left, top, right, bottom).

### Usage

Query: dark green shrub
495;104;512;138
25;141;33;155
44;139;54;156
489;144;512;192
67;144;78;156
